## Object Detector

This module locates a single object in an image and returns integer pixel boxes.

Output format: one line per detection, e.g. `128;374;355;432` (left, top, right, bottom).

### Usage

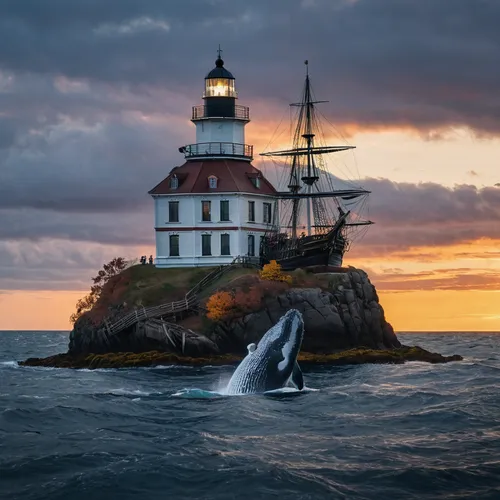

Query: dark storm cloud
0;0;498;216
0;0;498;131
0;72;191;212
1;0;499;291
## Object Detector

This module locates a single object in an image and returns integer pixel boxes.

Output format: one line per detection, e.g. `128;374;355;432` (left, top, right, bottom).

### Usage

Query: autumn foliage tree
70;257;128;325
206;291;236;322
206;285;265;322
259;260;292;284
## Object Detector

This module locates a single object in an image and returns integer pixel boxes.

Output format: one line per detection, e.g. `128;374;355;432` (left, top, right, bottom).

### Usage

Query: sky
0;0;499;331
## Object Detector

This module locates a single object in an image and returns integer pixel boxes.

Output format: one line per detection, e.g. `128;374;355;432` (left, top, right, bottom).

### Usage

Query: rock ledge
20;346;463;370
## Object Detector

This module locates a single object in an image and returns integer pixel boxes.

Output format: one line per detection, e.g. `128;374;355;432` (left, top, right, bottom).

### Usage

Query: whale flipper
290;361;304;390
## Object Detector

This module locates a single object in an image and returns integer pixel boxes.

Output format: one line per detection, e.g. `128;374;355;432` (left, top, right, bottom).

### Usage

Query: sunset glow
1;0;499;332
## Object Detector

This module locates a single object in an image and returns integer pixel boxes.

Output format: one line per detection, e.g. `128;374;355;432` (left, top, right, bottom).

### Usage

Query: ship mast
304;62;314;235
261;61;369;238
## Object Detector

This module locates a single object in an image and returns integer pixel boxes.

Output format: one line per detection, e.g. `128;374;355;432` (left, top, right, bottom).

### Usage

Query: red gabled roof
149;159;277;195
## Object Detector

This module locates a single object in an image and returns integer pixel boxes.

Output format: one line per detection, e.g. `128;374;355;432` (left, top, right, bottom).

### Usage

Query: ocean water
1;332;500;500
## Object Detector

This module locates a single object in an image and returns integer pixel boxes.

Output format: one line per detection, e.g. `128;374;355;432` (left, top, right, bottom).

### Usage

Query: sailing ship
259;61;373;270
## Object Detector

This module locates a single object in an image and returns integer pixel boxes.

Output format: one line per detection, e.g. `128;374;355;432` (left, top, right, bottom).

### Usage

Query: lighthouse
149;50;277;267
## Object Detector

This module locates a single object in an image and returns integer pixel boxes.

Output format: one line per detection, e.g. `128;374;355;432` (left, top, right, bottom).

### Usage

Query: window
263;202;272;224
248;234;255;257
259;236;265;256
202;201;211;221
169;235;180;257
220;200;230;221
202;234;212;256
208;176;218;189
170;175;178;189
168;201;179;222
250;176;261;189
248;201;255;222
221;234;230;255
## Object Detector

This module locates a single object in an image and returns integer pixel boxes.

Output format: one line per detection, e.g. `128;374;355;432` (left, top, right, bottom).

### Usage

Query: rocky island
20;261;462;369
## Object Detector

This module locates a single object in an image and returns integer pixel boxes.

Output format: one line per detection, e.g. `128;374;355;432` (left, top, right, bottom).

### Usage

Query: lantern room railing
191;105;250;121
180;142;253;160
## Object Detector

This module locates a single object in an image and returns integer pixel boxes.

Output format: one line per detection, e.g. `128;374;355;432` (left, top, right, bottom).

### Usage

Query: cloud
0;209;153;245
366;267;500;292
0;239;150;291
349;179;500;255
95;17;171;36
0;73;191;212
0;0;499;294
0;0;498;132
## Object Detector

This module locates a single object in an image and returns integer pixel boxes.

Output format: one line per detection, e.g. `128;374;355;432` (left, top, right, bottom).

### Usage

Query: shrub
206;291;236;322
206;286;264;322
259;260;292;284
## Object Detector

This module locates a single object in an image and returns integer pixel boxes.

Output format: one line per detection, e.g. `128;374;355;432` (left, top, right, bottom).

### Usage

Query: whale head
225;309;305;394
255;309;304;388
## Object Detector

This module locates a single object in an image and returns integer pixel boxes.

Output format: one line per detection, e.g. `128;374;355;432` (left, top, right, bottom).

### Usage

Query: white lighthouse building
149;51;277;267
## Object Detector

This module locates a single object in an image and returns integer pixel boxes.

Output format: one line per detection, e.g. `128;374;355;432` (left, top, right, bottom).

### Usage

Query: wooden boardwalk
104;256;261;337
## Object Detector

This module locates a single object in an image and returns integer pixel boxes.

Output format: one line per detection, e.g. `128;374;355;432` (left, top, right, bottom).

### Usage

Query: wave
2;332;500;500
0;360;19;368
172;386;318;399
106;389;158;397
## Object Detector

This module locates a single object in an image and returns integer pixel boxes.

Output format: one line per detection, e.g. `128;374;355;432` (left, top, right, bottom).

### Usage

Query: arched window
170;175;179;190
208;175;218;189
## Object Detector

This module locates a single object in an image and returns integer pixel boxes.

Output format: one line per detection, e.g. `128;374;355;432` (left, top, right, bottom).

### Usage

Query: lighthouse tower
149;50;277;267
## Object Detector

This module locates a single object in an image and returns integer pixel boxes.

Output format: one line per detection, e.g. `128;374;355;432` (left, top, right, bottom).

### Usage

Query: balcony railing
192;105;250;121
181;142;253;160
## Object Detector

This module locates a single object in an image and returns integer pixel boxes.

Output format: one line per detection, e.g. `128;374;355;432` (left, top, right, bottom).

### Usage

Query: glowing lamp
204;78;236;97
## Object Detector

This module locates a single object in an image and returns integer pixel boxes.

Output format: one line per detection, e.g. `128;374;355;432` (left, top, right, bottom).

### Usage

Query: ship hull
260;236;345;271
276;249;343;271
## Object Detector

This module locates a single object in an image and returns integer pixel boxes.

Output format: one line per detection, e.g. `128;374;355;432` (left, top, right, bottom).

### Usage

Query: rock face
69;317;219;356
211;269;400;354
69;267;399;356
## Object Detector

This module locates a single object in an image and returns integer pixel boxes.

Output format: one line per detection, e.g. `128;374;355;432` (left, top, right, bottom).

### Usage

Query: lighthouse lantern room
149;49;277;267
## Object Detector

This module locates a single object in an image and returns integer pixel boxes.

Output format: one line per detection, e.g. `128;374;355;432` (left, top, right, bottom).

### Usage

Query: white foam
0;361;19;368
265;385;319;395
108;389;153;396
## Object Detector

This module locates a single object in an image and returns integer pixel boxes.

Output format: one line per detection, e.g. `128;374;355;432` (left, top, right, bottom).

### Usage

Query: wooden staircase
103;256;261;337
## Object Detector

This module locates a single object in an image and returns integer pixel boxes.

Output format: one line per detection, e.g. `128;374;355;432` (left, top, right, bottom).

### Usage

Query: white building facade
149;52;277;267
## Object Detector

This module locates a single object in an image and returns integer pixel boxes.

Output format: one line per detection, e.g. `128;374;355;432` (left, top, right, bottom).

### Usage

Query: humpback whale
225;309;305;395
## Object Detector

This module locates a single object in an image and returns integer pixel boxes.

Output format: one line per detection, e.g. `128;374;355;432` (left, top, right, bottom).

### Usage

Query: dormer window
208;175;218;189
249;175;261;189
170;175;179;190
